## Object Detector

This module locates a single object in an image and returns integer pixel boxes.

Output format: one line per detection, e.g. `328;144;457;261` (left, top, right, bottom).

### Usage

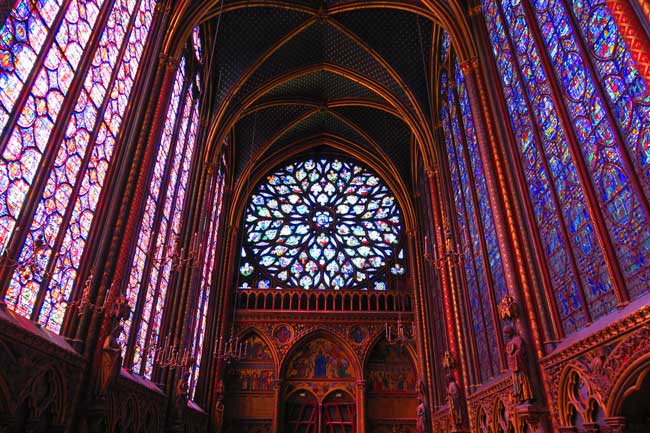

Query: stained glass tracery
481;0;650;331
240;158;405;291
439;59;502;381
190;166;225;399
0;0;156;331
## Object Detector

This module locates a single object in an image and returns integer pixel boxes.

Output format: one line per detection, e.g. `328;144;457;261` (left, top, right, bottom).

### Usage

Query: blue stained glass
486;0;619;326
240;158;405;291
566;0;650;300
441;70;499;381
527;0;650;309
482;0;595;331
455;61;508;303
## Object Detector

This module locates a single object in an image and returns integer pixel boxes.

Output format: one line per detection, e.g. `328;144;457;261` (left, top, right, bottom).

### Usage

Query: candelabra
423;234;463;270
216;333;248;365
385;315;415;346
145;334;194;370
69;272;104;316
147;232;202;272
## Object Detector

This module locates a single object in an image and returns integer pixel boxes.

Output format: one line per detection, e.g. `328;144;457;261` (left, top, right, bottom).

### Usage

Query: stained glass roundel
240;158;405;290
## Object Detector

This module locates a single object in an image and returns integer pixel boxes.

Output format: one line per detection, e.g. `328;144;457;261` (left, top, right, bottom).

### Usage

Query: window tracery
0;0;156;332
239;157;405;291
482;0;650;332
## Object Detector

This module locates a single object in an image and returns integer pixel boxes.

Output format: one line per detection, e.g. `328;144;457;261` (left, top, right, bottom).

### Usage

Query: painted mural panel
366;339;416;393
227;334;275;392
286;338;352;379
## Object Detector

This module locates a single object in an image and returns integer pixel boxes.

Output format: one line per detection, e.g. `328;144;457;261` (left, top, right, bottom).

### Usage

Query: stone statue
446;374;462;427
98;324;123;397
416;380;430;433
176;371;190;414
504;324;534;403
214;379;225;432
416;398;428;433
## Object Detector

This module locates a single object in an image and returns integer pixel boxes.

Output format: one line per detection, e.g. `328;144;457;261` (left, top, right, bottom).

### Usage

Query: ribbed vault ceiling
193;0;456;190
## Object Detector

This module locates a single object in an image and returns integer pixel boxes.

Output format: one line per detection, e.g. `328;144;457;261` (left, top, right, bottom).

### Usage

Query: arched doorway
285;390;318;433
322;391;355;433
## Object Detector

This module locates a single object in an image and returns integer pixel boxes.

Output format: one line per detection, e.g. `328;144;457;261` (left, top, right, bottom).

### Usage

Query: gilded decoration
286;337;353;380
540;305;650;426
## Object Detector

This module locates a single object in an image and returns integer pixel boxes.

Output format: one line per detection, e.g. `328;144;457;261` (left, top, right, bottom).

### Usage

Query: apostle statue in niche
98;324;123;397
175;371;191;415
446;374;463;428
504;324;534;404
214;380;225;433
416;381;431;433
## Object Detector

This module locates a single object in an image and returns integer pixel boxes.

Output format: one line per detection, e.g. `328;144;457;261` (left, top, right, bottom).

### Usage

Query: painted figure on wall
287;338;352;379
367;339;416;393
227;333;276;392
504;325;534;403
274;326;292;345
244;334;273;361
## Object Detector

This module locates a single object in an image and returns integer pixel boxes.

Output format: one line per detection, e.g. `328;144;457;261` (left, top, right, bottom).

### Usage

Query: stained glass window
190;166;225;399
239;157;405;291
439;55;503;381
121;57;203;379
192;26;202;63
0;0;157;332
481;0;650;331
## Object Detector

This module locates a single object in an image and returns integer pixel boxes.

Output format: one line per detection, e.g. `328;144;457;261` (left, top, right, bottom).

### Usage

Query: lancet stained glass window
121;56;203;379
0;0;156;332
190;165;225;399
482;0;650;331
439;54;503;381
239;157;405;291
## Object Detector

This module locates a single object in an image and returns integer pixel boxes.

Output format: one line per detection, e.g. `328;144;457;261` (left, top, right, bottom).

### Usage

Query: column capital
159;53;180;69
425;164;439;179
468;5;482;16
459;57;479;75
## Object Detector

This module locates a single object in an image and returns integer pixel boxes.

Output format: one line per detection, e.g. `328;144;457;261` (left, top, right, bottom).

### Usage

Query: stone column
356;380;366;433
272;379;283;433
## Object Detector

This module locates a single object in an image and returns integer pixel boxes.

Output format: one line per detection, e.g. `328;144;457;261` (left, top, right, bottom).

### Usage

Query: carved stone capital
159;53;180;69
459;58;479;75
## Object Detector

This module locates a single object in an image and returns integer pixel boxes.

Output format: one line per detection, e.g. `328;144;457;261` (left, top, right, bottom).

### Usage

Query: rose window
239;157;405;290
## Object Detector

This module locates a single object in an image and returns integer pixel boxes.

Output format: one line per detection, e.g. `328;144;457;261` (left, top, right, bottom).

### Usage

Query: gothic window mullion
49;0;158;333
191;169;224;399
440;69;496;382
515;0;634;306
0;0;116;295
558;0;650;301
446;104;498;380
137;92;196;377
478;16;567;339
483;2;593;329
0;0;72;139
123;71;190;368
450;64;507;373
563;0;650;203
441;149;483;386
27;0;147;324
